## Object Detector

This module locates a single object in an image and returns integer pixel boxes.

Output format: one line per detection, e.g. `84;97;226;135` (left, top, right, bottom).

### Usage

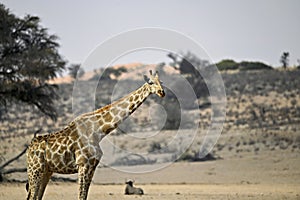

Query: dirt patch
1;182;299;200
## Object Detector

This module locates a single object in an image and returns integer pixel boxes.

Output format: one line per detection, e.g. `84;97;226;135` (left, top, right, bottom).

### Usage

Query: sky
2;0;300;68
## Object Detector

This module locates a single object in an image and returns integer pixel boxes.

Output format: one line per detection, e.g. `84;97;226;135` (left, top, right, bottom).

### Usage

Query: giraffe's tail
33;128;42;138
26;181;31;200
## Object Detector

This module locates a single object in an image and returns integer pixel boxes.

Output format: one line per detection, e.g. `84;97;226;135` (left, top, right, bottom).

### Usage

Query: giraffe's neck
80;83;151;136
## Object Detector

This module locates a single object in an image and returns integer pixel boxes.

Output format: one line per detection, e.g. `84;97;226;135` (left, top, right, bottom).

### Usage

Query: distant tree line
1;2;298;122
68;64;84;80
167;51;210;100
216;59;273;71
89;66;127;81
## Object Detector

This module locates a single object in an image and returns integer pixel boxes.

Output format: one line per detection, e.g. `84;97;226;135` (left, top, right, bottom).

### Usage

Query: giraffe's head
144;70;165;98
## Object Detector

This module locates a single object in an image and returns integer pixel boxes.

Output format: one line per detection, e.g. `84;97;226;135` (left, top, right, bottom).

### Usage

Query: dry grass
1;69;300;199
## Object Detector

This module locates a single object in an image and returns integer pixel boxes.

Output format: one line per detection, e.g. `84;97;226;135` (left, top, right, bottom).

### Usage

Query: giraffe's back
27;131;79;174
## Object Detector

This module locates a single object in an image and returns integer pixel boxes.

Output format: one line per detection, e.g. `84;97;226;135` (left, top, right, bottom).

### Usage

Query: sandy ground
1;128;300;200
1;147;299;200
1;182;299;200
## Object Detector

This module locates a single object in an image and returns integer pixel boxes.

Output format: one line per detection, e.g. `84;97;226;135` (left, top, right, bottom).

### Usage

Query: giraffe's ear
149;70;153;76
144;75;153;85
143;75;150;83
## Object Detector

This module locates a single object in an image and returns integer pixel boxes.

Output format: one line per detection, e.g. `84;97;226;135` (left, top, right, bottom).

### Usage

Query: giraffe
26;70;165;200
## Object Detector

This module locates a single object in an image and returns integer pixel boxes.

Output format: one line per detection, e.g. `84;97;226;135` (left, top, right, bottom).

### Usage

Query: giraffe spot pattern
26;81;162;199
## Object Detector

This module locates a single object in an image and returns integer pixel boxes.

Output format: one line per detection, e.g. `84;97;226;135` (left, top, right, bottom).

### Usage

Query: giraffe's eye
148;80;154;85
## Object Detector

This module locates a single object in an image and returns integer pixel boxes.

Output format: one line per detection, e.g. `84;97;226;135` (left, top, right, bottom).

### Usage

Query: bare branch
2;168;27;175
0;129;41;171
0;146;27;170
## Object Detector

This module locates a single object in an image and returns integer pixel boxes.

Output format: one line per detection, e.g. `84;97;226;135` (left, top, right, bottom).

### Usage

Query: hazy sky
2;0;300;67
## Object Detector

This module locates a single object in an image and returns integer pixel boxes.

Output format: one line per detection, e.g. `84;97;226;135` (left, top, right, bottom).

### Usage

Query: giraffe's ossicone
26;70;165;200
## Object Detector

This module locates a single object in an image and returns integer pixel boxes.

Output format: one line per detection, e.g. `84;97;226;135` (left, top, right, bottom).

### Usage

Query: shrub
239;61;273;70
215;60;273;71
216;59;239;71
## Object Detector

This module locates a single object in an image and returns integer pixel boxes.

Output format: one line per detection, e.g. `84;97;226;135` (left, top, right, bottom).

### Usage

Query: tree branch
0;146;28;170
0;129;41;171
2;168;27;175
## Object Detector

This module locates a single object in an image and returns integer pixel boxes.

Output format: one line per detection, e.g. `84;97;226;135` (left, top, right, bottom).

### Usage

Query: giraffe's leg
26;172;34;200
27;169;42;200
77;163;98;200
37;170;53;200
27;147;46;200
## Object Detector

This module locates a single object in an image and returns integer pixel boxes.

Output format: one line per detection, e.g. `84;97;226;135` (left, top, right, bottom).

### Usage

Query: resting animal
125;180;144;195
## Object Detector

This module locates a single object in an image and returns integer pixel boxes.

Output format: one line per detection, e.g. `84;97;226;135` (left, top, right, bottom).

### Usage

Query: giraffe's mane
33;121;76;142
79;83;148;118
33;83;148;141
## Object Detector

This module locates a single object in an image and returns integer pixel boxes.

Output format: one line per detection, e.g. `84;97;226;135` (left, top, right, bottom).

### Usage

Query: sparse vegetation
92;67;127;80
177;151;219;162
280;52;289;70
167;51;210;99
216;59;239;70
239;61;272;70
68;64;84;80
216;60;272;71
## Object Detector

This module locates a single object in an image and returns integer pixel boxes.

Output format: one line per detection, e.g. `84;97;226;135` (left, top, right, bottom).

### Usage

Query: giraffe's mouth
158;90;165;97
